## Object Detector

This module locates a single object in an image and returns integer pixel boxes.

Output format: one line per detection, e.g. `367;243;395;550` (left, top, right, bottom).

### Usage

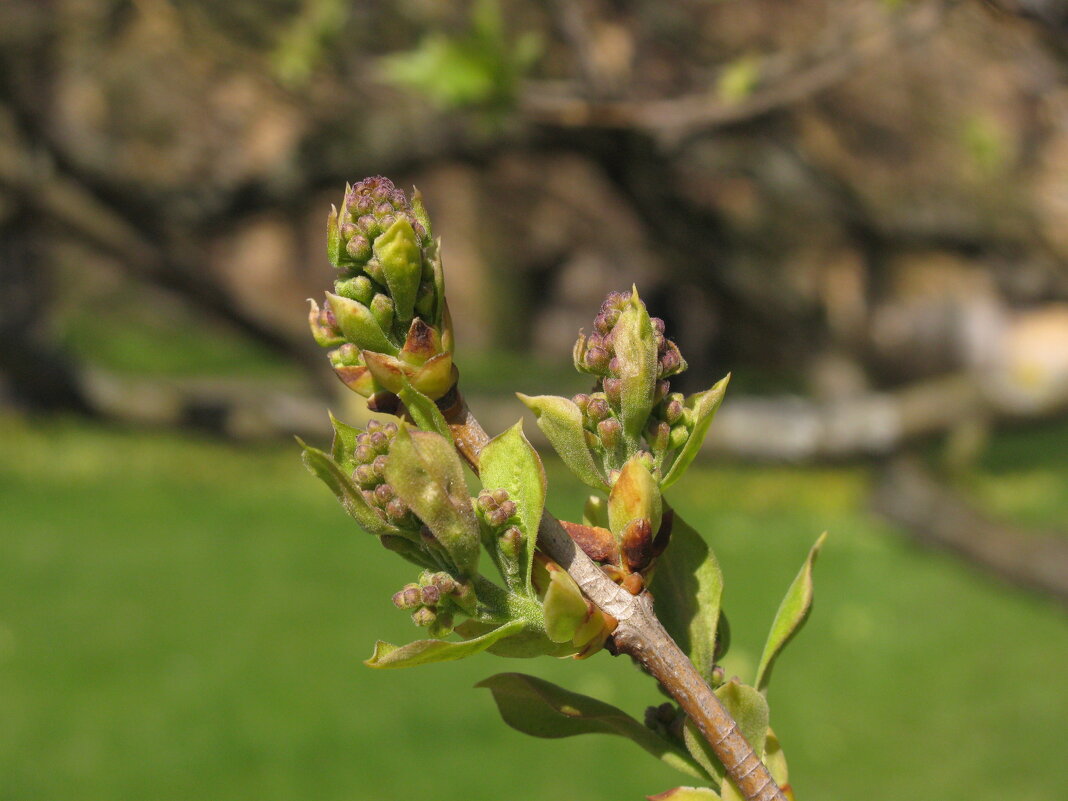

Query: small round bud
369;431;389;452
608;357;621;376
382;421;398;436
587;398;610;423
431;572;458;594
490;489;509;505
710;665;726;686
372;454;389;478
585;347;611;373
497;500;517;520
392;584;422;609
385;497;409;520
353;464;378;488
374;483;395;504
572;393;590;412
665;393;685;425
651;317;666;335
420;584;442;606
593;313;612;335
659;350;681;377
354;444;375;464
603;378;622;406
477;490;498;512
654;379;670;403
411;607;437;627
500;526;523;558
366;419;381;431
597;418;622;449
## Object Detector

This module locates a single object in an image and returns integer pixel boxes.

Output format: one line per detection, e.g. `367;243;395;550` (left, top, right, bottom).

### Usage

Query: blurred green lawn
1;414;1066;801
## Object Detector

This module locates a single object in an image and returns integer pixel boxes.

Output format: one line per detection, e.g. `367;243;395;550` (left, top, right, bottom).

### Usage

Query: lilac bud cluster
347;420;419;528
392;570;469;634
643;702;683;741
645;390;692;456
572;391;623;452
476;488;525;564
335;176;430;270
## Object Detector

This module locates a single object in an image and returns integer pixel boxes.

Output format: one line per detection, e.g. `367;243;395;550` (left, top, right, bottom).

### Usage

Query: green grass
1;416;1066;801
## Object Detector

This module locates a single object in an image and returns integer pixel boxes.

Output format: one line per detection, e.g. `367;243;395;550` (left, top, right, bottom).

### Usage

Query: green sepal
398;380;453;444
297;440;402;539
411;188;433;240
373;217;423;324
647;788;722;801
365;619;525;669
325;292;399;355
682;680;769;786
755;531;827;693
328;411;361;471
614;287;658;445
326;205;348;269
477;673;706;780
385;425;481;577
478;420;546;593
649;514;723;684
517;393;608;492
608;454;662;537
661;375;729;490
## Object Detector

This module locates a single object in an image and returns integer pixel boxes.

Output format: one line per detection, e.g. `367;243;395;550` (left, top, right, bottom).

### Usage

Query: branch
442;392;786;801
520;0;950;148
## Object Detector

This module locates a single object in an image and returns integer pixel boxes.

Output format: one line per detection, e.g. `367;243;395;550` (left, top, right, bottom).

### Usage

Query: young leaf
661;375;729;490
325;292;399;355
328;411;360;470
478;420;547;592
608;454;663;537
682;680;769;785
763;728;790;788
647;788;722;801
755;532;828;693
649;514;723;684
517;393;609;491
397;380;454;443
385;426;481;577
614;288;658;445
477;672;706;780
365;619;525;668
298;440;402;539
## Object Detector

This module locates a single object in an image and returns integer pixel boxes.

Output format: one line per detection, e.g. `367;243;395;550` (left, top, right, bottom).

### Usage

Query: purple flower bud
385;498;409;520
477;490;498;512
500;526;523;559
372;454;389;478
572;393;590;412
647;420;670;452
353;464;378;488
586;397;610;423
420;584;442;606
487;505;511;528
651;317;666;336
491;489;509;505
665;393;685;425
357;213;377;232
593;313;612;335
411;607;436;627
654;380;670;403
659;349;681;377
585;347;611;373
498;500;517;520
431;572;458;594
603;377;622;406
374;483;395;504
375;202;394;217
382;421;398;436
354;444;375;464
346;235;371;261
392;584;422;609
366;419;382;431
369;431;389;452
597;418;622;449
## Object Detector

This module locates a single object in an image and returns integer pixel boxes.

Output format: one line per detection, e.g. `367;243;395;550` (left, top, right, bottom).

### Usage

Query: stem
442;391;787;801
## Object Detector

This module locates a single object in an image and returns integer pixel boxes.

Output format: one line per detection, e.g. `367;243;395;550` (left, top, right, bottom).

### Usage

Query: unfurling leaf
365;619;524;668
328;411;361;470
518;393;608;491
385;425;480;577
662;375;729;489
649;514;723;684
608;454;663;537
478;421;547;592
298;441;401;539
755;532;827;693
613;288;659;444
477;672;705;779
683;680;769;785
373;217;423;323
397;380;453;443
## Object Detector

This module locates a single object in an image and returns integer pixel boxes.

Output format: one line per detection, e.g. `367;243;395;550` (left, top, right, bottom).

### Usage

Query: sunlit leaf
518;393;608;491
661;376;729;490
365;619;524;668
477;672;705;779
755;532;827;692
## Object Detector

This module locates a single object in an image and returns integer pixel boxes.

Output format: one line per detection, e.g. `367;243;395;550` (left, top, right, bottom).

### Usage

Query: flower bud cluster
645;391;692;457
571;391;624;455
334;176;431;270
476;488;526;576
392;570;472;636
346;420;420;529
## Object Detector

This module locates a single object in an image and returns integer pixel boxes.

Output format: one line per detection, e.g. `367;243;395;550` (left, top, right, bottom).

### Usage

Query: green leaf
763;728;789;788
649;514;723;683
373;217;423;323
477;672;705;780
478;420;547;592
614;288;658;445
661;376;729;490
755;532;827;693
683;680;769;785
517;393;608;492
397;380;453;443
365;619;524;668
298;440;401;539
647;788;722;801
325;292;399;355
328;411;360;470
385;426;481;577
541;564;590;644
